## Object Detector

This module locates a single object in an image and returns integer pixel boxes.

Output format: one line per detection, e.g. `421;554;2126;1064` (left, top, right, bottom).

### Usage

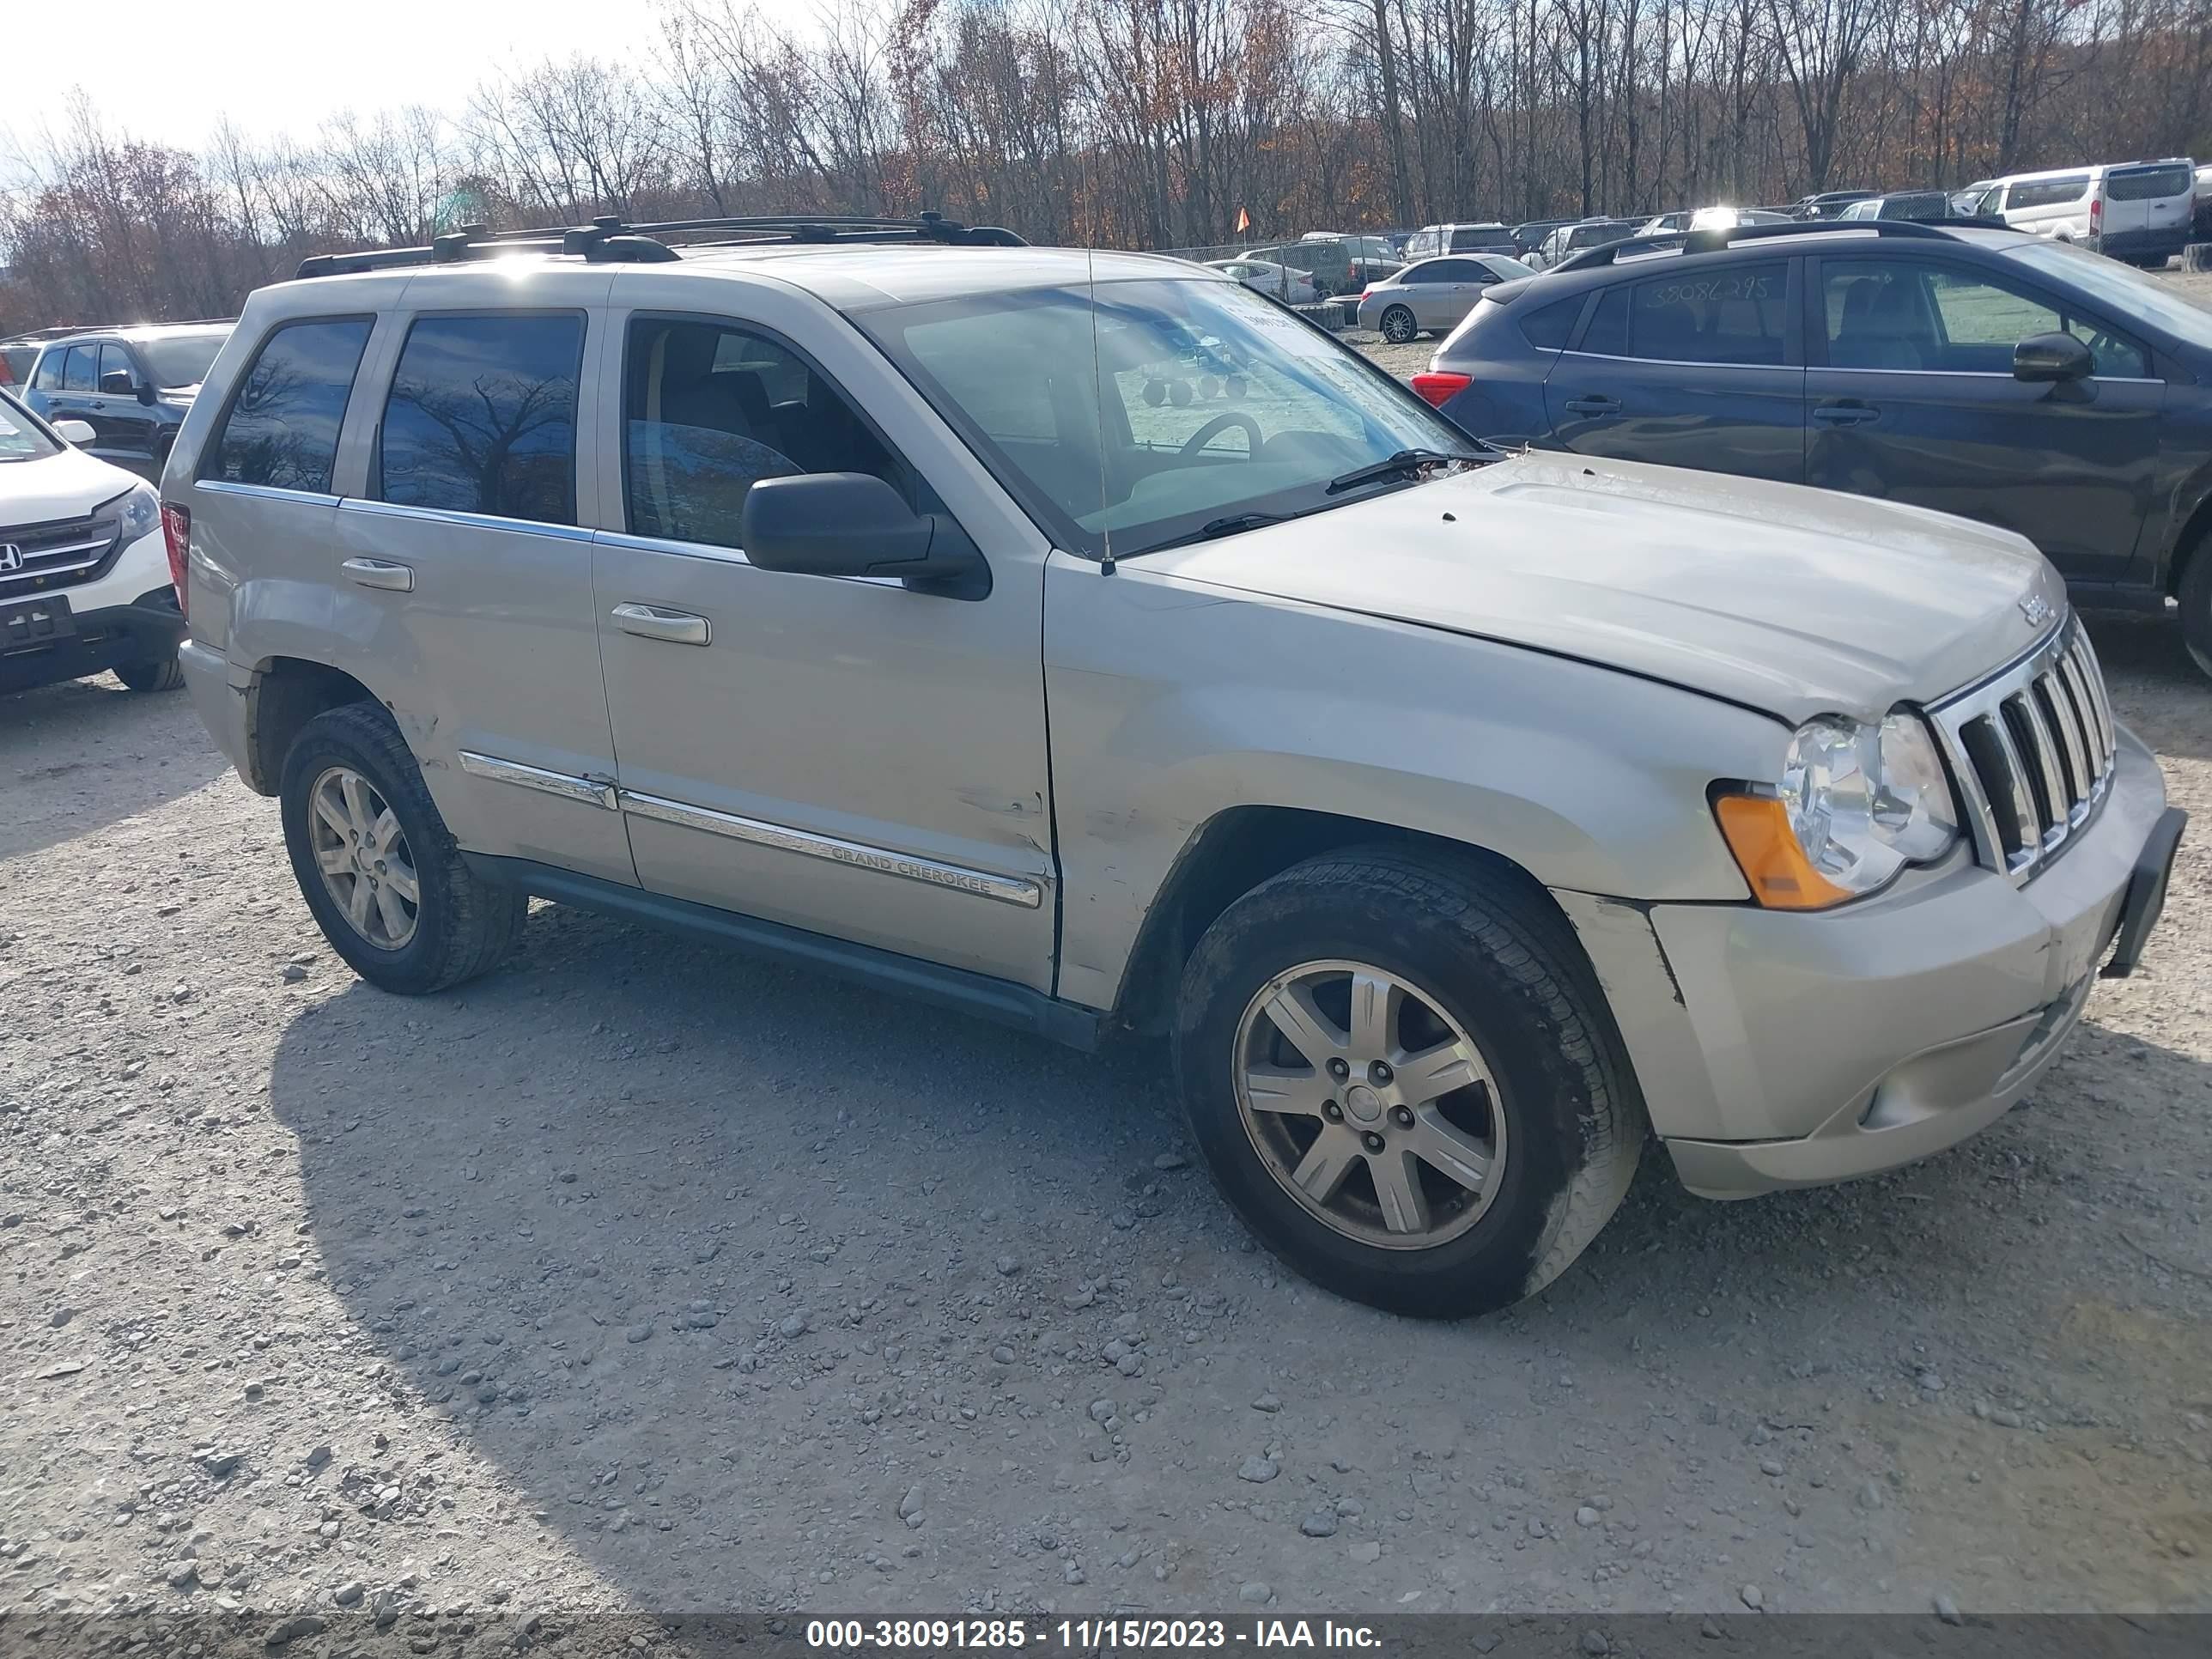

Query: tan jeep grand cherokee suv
165;215;2184;1317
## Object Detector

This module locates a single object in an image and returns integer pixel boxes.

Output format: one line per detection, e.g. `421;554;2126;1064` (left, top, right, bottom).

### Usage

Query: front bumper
0;588;184;695
1559;727;2180;1199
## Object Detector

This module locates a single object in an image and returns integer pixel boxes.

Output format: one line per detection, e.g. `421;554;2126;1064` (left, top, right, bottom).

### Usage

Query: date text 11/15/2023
805;1620;1385;1650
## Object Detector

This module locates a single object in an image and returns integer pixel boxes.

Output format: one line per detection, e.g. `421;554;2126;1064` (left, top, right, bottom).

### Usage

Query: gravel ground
4;271;2212;1639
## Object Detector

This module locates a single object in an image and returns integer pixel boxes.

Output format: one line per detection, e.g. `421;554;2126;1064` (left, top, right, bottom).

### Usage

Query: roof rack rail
1553;216;2021;274
296;210;1026;280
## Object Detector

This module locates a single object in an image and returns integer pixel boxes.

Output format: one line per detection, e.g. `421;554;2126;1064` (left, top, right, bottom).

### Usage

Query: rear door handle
1564;395;1620;416
340;557;415;592
1813;402;1880;427
611;602;711;647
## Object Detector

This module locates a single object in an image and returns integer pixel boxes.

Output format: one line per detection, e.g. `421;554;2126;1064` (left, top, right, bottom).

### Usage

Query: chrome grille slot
0;510;124;598
1934;618;2118;884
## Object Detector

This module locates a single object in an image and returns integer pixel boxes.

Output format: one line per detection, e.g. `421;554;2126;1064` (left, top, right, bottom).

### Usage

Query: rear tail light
1358;287;1373;303
161;502;190;617
1410;371;1473;409
2089;193;2104;238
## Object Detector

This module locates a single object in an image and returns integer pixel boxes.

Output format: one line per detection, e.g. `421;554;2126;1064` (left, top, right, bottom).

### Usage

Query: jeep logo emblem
0;544;21;574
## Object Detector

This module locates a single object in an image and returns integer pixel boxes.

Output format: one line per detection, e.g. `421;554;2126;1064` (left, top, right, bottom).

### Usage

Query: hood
1145;452;2066;725
0;443;143;527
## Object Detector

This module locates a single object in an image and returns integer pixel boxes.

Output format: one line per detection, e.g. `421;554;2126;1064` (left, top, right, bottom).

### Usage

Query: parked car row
1417;217;2212;674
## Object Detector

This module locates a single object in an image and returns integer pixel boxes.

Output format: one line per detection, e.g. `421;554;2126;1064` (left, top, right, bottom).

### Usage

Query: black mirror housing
98;370;133;397
2014;331;2094;384
739;472;990;600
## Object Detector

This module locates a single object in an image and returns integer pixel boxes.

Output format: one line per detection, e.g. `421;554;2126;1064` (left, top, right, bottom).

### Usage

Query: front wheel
1379;305;1419;344
1175;847;1645;1318
113;654;185;692
279;702;526;994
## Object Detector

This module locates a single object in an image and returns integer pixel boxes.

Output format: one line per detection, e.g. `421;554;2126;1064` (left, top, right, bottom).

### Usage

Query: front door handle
1813;401;1880;427
611;602;711;646
1564;395;1620;416
340;556;415;592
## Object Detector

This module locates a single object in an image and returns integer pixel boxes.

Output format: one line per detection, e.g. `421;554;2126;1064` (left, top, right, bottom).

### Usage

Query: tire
1380;305;1419;344
278;702;526;994
1175;846;1646;1319
113;654;185;693
2179;532;2212;681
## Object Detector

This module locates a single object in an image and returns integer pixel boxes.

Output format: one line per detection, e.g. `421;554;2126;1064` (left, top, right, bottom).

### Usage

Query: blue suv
1417;221;2212;674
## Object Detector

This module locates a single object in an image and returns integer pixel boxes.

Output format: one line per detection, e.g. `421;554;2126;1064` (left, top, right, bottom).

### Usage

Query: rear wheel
1380;305;1419;344
2179;532;2212;680
1175;846;1645;1318
279;702;526;994
113;655;184;693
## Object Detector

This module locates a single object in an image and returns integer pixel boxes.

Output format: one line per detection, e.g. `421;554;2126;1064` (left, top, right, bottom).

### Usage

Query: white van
1984;159;2196;266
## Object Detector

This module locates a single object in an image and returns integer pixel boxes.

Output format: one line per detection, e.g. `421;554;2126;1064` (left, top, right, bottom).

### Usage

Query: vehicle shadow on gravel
2085;612;2212;763
264;896;2212;1613
0;676;226;861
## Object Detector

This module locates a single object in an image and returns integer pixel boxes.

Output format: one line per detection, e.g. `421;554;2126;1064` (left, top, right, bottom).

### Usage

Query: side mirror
52;418;95;445
2014;331;2094;384
739;473;990;600
99;369;134;397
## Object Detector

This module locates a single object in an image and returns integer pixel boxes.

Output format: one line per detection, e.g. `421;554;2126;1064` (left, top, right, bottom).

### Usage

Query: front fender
1043;555;1782;1011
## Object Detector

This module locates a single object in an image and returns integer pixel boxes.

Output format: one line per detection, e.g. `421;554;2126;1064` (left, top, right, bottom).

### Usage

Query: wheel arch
243;656;380;795
2165;482;2212;597
1108;805;1581;1036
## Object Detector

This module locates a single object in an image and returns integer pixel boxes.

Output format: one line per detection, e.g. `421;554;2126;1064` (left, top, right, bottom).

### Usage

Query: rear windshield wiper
1324;447;1486;495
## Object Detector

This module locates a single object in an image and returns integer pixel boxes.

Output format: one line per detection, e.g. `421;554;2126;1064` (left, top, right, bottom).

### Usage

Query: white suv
1;386;185;696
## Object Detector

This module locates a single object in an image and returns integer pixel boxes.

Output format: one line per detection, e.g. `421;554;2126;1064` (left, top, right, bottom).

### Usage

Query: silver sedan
1205;258;1320;305
1355;253;1534;343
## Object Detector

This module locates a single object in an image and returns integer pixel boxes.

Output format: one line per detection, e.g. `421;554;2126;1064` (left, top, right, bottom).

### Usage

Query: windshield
860;276;1473;561
0;388;63;462
2008;241;2212;348
139;331;227;388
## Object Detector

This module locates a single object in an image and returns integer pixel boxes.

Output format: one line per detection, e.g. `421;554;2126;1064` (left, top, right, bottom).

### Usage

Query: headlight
1714;712;1960;909
101;483;161;540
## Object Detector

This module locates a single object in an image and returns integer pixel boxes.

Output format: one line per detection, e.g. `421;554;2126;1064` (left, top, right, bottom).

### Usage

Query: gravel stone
1237;1455;1279;1483
1298;1511;1339;1537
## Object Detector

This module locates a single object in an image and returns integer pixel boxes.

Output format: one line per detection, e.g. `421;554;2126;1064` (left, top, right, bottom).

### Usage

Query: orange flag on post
1235;208;1250;235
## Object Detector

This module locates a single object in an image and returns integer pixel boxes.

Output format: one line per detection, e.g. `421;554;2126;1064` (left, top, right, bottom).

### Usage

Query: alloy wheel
307;765;421;950
1232;958;1507;1250
1381;306;1417;343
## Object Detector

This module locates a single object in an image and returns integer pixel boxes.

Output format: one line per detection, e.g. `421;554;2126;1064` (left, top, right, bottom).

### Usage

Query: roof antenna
1088;246;1115;575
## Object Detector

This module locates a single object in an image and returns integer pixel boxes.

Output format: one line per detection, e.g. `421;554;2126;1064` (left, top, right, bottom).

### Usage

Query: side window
97;343;137;395
1430;259;1480;283
623;315;902;551
1401;263;1443;284
1519;295;1583;351
1578;262;1787;365
1824;259;2148;377
62;345;98;392
2008;174;2088;211
204;317;374;493
33;349;67;390
378;313;583;523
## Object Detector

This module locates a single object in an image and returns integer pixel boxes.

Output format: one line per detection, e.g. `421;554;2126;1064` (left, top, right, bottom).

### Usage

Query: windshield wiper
1135;511;1291;556
1324;447;1486;495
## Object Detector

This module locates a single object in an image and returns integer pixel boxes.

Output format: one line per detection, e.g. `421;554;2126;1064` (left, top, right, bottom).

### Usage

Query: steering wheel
1179;411;1262;459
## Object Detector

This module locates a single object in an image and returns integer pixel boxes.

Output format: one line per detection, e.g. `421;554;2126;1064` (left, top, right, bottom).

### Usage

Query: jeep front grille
0;510;124;599
1934;621;2116;884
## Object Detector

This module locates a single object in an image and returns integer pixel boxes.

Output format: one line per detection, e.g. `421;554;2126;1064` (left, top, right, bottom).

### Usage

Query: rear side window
32;349;67;390
1519;295;1583;350
1577;261;1788;366
204;317;374;493
2106;164;2193;202
2006;174;2090;211
378;313;584;524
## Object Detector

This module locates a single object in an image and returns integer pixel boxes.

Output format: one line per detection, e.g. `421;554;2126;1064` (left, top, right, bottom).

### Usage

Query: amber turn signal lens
1712;793;1855;911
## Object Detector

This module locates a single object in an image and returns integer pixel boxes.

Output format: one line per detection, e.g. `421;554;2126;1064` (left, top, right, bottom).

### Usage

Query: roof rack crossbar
1552;215;2022;274
295;210;1028;278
